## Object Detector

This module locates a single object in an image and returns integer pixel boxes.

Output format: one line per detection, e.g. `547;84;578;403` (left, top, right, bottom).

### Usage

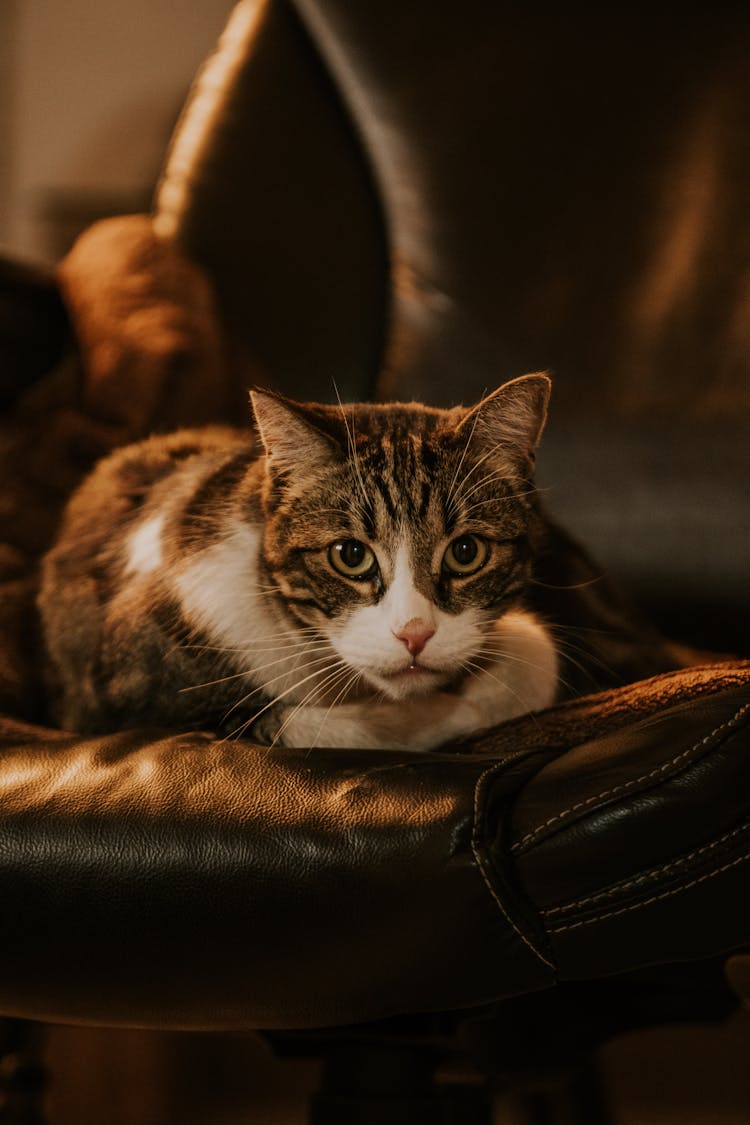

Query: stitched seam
513;702;750;853
471;763;556;972
544;818;750;917
549;848;750;934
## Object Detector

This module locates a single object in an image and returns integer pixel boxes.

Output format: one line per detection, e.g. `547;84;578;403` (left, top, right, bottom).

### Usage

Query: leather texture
0;674;747;1030
0;0;747;1038
155;0;387;404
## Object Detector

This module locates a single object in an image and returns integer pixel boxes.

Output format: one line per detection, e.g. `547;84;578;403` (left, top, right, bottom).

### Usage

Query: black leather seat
1;2;749;1121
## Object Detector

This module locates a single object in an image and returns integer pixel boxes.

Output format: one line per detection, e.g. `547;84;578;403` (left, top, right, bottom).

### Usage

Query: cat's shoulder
68;425;254;503
95;425;254;484
51;425;258;549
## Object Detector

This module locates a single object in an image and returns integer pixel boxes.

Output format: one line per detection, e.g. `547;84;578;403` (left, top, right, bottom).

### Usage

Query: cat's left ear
250;389;337;477
457;373;551;472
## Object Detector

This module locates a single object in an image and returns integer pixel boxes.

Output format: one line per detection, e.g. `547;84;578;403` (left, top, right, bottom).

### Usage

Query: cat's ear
250;389;337;476
457;373;551;472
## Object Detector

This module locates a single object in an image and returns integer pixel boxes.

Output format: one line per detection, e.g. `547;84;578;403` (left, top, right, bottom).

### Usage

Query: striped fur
38;376;559;749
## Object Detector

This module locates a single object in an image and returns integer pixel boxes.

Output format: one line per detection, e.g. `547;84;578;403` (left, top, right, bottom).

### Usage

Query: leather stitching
512;702;750;854
472;763;556;972
548;847;750;934
543;817;750;917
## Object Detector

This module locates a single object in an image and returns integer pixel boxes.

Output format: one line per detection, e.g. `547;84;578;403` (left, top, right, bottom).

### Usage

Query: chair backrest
154;0;750;649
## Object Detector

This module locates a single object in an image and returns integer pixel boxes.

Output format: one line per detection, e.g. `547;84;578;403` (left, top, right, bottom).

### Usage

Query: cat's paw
249;707;283;746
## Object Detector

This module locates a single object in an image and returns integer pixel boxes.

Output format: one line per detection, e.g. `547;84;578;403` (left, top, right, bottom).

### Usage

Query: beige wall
3;0;235;262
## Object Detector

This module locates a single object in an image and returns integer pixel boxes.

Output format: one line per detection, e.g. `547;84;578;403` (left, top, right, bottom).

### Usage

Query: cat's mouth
387;662;434;682
373;660;449;698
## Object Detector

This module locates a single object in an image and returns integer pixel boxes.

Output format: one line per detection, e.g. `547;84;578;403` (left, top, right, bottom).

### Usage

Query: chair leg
517;1055;610;1125
0;1020;48;1125
309;1042;492;1125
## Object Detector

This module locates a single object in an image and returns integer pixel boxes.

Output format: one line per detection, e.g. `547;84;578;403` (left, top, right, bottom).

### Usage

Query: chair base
310;1042;491;1125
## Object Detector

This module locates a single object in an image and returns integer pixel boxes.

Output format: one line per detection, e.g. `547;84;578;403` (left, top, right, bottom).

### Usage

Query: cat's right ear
456;373;551;474
250;389;336;477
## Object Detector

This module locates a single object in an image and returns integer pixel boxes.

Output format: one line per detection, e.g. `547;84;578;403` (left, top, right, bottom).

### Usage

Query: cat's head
250;375;550;700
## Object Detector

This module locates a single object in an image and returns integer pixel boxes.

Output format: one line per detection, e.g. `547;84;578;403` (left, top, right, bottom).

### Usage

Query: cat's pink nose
393;619;435;657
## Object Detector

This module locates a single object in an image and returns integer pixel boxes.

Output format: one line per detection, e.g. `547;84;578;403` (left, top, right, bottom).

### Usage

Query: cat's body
39;376;560;749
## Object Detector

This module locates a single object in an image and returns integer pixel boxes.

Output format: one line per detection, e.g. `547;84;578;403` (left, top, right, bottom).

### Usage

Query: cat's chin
366;665;451;701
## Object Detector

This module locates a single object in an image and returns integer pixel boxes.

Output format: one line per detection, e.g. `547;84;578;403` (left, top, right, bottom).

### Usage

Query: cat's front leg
455;609;558;730
254;612;557;752
261;692;485;752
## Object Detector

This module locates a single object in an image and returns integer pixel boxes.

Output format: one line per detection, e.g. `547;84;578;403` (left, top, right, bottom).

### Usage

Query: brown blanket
0;217;231;717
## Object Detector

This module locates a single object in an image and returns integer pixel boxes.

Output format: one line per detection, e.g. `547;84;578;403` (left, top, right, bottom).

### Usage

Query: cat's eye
328;539;378;580
442;534;489;576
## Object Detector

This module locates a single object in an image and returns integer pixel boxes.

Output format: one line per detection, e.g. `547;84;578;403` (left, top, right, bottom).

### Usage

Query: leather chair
1;2;749;1121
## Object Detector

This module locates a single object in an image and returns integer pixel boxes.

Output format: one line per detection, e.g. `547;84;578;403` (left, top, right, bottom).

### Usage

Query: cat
38;373;560;750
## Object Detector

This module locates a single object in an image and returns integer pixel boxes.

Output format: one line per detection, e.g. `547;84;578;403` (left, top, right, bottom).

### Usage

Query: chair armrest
0;673;748;1031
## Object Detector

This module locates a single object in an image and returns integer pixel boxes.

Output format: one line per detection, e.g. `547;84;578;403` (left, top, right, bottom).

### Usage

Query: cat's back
38;426;260;730
45;426;257;569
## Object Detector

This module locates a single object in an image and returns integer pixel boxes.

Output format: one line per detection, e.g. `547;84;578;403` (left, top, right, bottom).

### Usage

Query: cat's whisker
448;452;546;519
226;657;351;745
269;663;357;750
455;471;538;510
463;658;544;731
457;487;542;518
447;443;498;517
530;575;602;592
445;395;486;515
458;472;540;506
174;634;315;654
170;634;325;664
222;654;348;733
219;655;339;726
473;644;580;699
179;641;336;694
545;634;618;686
546;621;614;638
174;627;325;657
271;668;353;746
333;380;372;520
184;630;325;652
307;669;364;752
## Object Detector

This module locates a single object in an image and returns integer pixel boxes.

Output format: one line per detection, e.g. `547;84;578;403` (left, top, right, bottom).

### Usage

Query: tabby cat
38;374;559;749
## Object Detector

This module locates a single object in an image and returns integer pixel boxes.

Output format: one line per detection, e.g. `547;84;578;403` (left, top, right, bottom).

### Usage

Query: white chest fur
171;521;338;710
167;522;557;750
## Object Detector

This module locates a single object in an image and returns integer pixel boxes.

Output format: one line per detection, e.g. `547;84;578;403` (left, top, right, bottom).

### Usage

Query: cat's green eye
328;539;378;580
442;534;489;576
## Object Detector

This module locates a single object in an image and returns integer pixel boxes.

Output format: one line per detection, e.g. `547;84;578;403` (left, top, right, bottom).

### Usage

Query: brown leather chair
1;3;749;1121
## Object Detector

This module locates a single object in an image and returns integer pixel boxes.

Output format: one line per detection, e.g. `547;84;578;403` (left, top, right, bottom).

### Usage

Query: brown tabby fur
38;377;685;745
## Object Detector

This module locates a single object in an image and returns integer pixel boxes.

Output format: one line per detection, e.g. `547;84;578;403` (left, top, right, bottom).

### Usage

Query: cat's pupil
341;540;366;567
453;537;478;565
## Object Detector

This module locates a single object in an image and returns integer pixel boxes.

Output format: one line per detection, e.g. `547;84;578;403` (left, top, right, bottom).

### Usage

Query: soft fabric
0;218;230;718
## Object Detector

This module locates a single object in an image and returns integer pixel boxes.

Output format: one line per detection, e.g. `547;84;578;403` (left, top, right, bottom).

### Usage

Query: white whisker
473;644;578;698
222;655;348;739
179;640;336;694
448;444;498;513
445;394;485;514
463;659;544;731
269;663;357;750
308;669;364;751
333;379;371;517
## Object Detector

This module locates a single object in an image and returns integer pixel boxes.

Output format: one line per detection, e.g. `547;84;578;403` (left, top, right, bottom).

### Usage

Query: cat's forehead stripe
360;433;442;528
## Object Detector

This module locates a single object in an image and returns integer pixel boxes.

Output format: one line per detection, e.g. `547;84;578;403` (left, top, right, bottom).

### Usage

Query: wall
2;0;236;262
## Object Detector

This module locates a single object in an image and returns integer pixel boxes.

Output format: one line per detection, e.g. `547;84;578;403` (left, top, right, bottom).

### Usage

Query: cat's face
252;376;549;700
